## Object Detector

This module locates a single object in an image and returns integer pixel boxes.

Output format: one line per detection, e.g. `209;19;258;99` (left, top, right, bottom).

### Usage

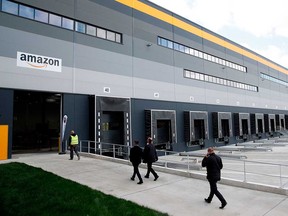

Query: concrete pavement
1;151;287;216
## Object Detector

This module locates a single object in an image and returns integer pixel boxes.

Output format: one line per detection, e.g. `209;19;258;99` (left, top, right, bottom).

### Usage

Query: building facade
1;0;288;159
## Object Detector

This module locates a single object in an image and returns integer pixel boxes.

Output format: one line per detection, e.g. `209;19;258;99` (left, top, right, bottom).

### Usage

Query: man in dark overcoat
143;137;159;181
202;147;227;209
129;140;143;184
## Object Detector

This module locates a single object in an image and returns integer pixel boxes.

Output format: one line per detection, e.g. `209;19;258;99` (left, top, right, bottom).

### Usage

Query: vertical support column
0;125;9;160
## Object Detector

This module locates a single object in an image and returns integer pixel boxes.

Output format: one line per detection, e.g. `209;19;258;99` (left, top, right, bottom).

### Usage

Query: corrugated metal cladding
1;0;288;157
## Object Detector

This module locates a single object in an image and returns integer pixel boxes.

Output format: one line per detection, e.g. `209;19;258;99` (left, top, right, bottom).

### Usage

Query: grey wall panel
73;43;133;77
0;25;74;66
62;94;90;141
133;57;174;82
0;57;74;93
173;28;203;51
203;39;226;60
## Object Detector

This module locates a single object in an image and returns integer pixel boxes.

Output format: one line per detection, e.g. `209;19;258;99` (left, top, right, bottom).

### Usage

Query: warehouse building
1;0;288;159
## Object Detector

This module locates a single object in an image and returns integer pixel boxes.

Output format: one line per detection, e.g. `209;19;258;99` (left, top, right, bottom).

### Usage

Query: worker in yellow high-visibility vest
68;130;80;160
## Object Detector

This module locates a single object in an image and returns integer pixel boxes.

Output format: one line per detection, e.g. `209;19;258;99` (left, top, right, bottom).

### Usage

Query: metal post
243;160;246;182
113;144;115;158
100;142;102;155
279;164;283;188
187;154;190;172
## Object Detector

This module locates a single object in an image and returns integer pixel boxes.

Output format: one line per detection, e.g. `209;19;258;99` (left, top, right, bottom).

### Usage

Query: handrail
78;140;288;189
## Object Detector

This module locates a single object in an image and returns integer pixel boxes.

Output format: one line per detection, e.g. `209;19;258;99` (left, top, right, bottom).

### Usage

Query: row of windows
184;69;258;92
158;37;247;73
0;0;122;43
261;73;288;87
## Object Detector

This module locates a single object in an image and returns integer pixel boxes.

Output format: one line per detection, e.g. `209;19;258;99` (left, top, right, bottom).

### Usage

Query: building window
62;17;74;30
184;69;258;92
35;9;48;23
96;28;106;39
19;5;34;19
158;37;247;73
75;21;86;33
49;13;61;27
2;0;18;15
86;25;96;36
260;73;288;87
1;0;123;44
107;31;116;41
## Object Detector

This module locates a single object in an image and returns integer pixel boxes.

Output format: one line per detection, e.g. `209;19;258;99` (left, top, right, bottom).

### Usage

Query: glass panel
160;38;167;47
174;43;179;51
75;21;86;33
115;33;121;43
49;13;61;26
2;0;18;15
86;25;96;36
198;51;203;58
62;17;74;30
97;28;106;39
19;5;34;19
179;44;185;52
167;40;173;49
107;31;116;41
35;9;48;23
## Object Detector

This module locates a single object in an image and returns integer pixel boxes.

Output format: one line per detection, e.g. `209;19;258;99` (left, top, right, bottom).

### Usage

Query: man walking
143;137;159;181
68;130;80;160
202;147;227;209
129;140;143;184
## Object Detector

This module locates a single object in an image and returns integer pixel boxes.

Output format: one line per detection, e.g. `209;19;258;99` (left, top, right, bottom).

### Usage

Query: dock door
250;113;264;138
96;97;130;158
184;111;208;147
145;109;176;150
234;113;251;141
212;112;232;144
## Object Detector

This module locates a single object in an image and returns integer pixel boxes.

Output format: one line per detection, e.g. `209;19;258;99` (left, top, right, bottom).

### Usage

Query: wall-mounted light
146;43;152;47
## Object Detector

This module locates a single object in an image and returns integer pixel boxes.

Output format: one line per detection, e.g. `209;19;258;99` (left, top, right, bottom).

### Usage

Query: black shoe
154;176;159;181
69;158;73;160
137;181;143;184
78;156;80;160
144;175;149;178
130;177;135;181
219;202;227;209
204;198;211;203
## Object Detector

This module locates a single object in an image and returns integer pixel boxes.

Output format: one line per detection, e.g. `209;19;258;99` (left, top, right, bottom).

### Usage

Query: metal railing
78;140;288;190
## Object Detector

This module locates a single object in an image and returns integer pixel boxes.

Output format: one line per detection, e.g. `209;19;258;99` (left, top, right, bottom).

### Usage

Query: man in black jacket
202;147;227;209
143;137;159;181
129;140;143;184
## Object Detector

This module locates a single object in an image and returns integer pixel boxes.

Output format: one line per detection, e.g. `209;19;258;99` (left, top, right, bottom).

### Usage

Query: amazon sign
17;51;62;72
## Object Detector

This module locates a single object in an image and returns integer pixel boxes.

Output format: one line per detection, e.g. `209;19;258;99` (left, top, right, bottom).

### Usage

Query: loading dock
95;97;130;157
250;113;265;138
145;109;176;149
276;114;285;131
234;113;251;141
184;111;208;147
264;114;276;136
212;112;232;144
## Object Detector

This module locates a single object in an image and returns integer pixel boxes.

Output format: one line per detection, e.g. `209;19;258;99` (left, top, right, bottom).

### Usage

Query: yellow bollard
0;125;8;160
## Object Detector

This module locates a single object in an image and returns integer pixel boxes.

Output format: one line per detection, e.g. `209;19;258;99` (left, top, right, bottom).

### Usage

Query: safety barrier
78;140;288;191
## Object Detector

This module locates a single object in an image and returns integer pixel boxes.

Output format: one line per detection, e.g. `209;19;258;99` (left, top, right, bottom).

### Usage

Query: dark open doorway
13;91;61;152
101;111;125;145
156;119;172;149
